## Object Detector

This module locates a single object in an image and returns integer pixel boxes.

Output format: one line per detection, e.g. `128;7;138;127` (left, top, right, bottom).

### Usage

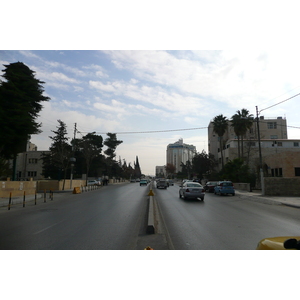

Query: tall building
166;138;196;173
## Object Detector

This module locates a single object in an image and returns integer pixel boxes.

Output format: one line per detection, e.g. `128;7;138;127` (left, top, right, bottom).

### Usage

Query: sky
1;50;300;175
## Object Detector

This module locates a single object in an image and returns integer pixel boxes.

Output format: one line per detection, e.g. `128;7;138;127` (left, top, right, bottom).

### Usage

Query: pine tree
0;62;49;179
0;62;49;159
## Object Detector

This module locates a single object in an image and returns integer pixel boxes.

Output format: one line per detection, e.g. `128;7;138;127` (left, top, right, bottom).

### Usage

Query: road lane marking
33;221;64;235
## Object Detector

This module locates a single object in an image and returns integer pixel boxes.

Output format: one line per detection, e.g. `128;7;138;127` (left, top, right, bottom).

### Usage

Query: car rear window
187;183;201;187
222;182;233;186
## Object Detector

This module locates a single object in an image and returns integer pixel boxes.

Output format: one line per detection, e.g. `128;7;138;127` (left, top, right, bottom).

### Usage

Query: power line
259;92;300;113
78;127;208;135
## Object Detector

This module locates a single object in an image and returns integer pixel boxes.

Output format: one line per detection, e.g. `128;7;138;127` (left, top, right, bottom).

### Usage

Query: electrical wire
77;126;208;135
259;92;300;113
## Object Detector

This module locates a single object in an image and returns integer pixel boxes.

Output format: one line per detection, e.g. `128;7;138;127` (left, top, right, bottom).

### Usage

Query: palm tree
231;109;253;159
212;114;228;169
231;113;243;158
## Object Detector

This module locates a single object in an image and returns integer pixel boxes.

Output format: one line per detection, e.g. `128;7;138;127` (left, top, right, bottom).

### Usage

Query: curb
147;182;155;234
147;195;155;234
236;191;300;209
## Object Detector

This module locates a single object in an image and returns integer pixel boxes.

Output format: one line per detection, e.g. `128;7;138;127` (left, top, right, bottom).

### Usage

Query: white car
179;182;205;201
87;180;99;186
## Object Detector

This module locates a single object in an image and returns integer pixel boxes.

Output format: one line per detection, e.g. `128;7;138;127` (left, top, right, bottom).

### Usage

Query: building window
28;171;37;177
267;122;277;129
294;142;299;147
295;168;300;176
277;142;282;146
28;158;38;164
271;168;282;177
270;135;278;139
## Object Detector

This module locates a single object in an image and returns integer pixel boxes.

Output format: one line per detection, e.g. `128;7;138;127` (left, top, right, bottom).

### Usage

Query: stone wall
234;182;251;192
264;177;300;196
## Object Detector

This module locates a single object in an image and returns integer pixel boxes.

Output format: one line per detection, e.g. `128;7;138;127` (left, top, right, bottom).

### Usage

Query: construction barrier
73;187;81;194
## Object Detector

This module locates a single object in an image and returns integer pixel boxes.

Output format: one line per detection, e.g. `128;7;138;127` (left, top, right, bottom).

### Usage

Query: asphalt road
155;184;300;249
2;182;300;250
0;183;149;250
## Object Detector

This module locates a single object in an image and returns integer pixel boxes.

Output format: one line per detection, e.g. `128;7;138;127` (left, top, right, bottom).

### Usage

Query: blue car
214;181;235;196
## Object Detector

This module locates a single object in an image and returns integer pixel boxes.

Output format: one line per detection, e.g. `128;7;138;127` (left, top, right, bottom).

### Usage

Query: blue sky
1;50;300;175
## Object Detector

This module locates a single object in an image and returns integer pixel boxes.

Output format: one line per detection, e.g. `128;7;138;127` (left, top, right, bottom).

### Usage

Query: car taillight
186;189;190;192
202;189;205;193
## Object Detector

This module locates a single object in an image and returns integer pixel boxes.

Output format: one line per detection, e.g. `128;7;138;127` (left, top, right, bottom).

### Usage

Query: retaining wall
264;177;300;196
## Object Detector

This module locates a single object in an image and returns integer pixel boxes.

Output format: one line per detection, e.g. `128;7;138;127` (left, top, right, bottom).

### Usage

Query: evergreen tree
192;150;216;180
134;156;142;178
42;120;72;188
74;132;103;182
0;62;49;179
104;133;123;160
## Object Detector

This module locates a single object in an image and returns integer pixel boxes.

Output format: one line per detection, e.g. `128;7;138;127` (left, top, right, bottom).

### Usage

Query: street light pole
256;106;264;195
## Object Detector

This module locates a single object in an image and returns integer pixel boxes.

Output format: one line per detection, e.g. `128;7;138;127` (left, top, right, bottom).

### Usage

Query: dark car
204;181;218;193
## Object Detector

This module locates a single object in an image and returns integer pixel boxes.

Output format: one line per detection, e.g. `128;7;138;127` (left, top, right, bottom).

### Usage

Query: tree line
42;119;141;186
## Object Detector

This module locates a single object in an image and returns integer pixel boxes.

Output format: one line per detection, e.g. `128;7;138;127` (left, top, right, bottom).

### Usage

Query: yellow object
148;189;154;196
144;246;154;250
73;187;81;194
256;236;300;250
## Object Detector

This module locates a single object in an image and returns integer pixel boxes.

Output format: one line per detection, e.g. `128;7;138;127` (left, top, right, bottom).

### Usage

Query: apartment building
155;166;166;178
15;142;50;180
207;116;300;177
166;138;196;173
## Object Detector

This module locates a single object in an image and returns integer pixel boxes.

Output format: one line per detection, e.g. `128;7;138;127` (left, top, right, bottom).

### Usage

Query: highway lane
0;182;149;250
155;183;300;249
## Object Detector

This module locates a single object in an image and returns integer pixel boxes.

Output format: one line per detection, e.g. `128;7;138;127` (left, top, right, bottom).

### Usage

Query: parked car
87;180;99;186
179;182;205;201
214;181;235;196
204;181;218;193
156;179;168;189
140;179;148;186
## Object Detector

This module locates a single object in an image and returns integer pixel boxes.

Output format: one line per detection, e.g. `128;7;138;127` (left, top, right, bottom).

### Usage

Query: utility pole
256;106;264;195
70;123;77;189
73;123;77;143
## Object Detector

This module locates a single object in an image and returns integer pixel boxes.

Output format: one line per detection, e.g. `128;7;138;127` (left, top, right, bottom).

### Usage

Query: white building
155;166;166;177
166;138;196;173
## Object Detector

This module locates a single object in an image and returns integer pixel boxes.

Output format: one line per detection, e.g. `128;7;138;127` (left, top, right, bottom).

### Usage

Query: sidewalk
0;190;72;207
0;181;129;208
235;190;300;209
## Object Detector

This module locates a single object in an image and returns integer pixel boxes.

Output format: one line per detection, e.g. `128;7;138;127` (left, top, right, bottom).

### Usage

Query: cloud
102;50;300;115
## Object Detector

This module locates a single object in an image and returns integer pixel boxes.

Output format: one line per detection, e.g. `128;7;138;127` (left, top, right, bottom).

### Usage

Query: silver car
179;182;205;201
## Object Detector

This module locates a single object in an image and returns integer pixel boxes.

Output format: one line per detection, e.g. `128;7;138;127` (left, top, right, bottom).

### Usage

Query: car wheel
232;193;235;196
179;192;182;198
